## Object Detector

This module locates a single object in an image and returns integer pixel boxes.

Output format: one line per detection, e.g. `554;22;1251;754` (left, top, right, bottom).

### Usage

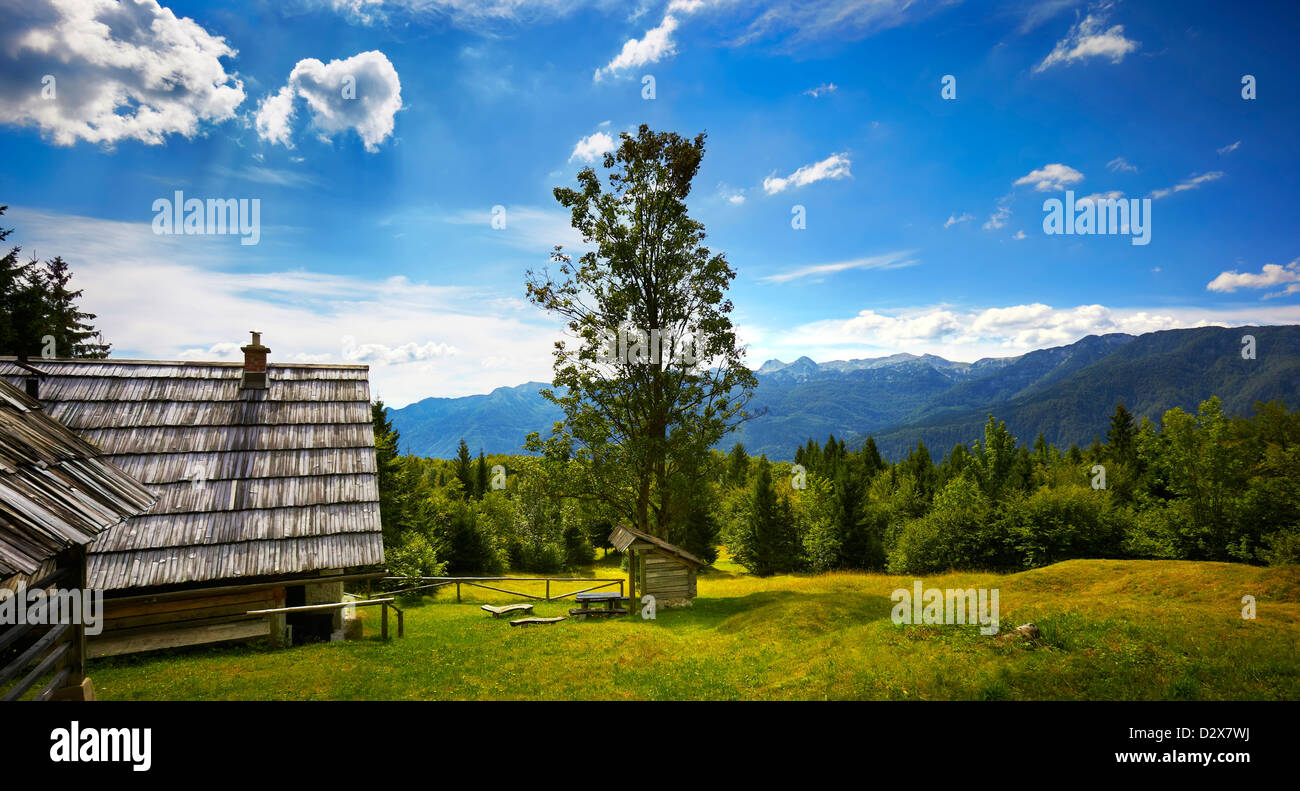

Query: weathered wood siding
642;551;696;602
90;585;285;658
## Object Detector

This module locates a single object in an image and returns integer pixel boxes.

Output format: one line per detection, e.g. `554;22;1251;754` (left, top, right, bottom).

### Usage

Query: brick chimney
240;330;270;389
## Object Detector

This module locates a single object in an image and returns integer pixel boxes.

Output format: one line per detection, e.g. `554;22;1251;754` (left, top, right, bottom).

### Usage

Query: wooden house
0;333;386;656
1;376;156;699
609;524;706;607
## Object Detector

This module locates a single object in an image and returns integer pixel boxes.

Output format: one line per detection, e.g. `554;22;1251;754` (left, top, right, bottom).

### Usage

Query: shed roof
608;524;707;567
0;377;155;580
0;358;384;590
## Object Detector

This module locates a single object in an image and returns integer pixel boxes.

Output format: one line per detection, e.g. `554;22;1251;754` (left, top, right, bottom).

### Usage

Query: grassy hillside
89;558;1300;701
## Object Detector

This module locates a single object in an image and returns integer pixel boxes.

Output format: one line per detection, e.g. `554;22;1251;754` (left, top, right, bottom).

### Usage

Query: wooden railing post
381;602;389;640
546;579;550;601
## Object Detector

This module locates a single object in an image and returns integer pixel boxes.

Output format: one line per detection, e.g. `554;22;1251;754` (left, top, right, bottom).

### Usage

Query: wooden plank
106;597;277;631
247;598;392;615
1;639;71;701
481;603;533;616
104;587;283;620
508;616;566;627
568;608;628;617
33;666;73;702
89;619;269;658
0;622;71;685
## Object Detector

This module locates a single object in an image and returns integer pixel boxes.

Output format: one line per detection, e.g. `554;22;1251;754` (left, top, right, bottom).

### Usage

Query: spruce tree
454;439;474;498
41;255;110;358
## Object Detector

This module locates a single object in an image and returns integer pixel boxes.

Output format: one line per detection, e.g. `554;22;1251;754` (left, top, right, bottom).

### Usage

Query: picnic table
570;591;627;618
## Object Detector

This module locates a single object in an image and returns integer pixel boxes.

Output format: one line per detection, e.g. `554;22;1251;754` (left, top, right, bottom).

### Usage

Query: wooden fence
0;557;86;702
377;576;624;603
248;597;404;640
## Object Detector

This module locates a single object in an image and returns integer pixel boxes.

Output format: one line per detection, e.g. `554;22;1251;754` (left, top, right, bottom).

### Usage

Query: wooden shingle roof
608;524;707;567
0;377;156;580
0;358;384;590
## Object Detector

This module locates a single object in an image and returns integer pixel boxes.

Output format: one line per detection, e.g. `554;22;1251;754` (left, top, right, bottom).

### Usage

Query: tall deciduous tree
525;125;756;538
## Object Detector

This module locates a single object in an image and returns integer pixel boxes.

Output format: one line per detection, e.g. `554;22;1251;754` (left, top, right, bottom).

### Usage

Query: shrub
1003;485;1127;569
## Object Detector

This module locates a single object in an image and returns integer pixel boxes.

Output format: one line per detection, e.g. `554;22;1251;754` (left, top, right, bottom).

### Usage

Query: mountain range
388;325;1300;461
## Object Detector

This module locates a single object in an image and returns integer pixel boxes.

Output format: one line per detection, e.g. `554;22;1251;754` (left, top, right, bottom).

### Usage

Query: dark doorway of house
284;585;333;644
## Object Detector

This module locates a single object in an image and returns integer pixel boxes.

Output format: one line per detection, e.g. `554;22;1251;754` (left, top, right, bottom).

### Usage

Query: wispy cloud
1150;171;1223;199
1217;140;1241;155
7;206;561;405
759;302;1300;364
944;212;974;228
760;250;916;284
594;9;686;81
1034;5;1139;72
1106;156;1138;172
762;153;852;194
803;82;838;98
1206;258;1300;298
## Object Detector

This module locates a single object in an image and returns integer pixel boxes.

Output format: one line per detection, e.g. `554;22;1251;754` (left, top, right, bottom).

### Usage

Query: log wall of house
90;584;285;658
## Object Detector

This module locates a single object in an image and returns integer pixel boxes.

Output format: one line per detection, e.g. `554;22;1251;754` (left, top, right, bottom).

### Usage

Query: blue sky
1;0;1298;406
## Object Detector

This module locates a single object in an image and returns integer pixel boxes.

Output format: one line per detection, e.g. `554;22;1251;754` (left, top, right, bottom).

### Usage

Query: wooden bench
569;607;628;618
509;616;567;627
481;603;534;617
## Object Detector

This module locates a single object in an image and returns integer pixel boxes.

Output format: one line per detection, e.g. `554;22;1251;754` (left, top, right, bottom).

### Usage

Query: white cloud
1106;156;1138;172
944;212;974;228
983;202;1011;230
1217;140;1241;155
1077;190;1125;203
0;0;246;146
736;0;948;48
759;250;916;284
762;152;852;194
1034;6;1139;72
753;302;1300;364
318;0;584;29
1150;171;1223;200
803;82;838;98
717;184;746;204
1013;163;1085;191
594;13;680;81
6;206;563;405
570;131;615;162
1012;230;1028;240
255;51;402;152
1206;259;1300;297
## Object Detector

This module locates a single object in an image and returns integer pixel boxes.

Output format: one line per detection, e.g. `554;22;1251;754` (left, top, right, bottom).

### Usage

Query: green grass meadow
88;556;1300;701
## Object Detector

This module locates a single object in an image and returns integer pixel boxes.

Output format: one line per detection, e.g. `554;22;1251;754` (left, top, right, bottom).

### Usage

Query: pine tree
371;401;404;544
727;442;750;486
0;208;109;358
454;439;474;498
41;256;110;358
1107;402;1137;464
474;451;489;499
732;458;800;575
861;436;885;477
0;210;44;358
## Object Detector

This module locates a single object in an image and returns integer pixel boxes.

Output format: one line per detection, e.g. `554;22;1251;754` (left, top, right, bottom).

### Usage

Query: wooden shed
0;332;386;656
0;376;156;699
609;525;706;608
